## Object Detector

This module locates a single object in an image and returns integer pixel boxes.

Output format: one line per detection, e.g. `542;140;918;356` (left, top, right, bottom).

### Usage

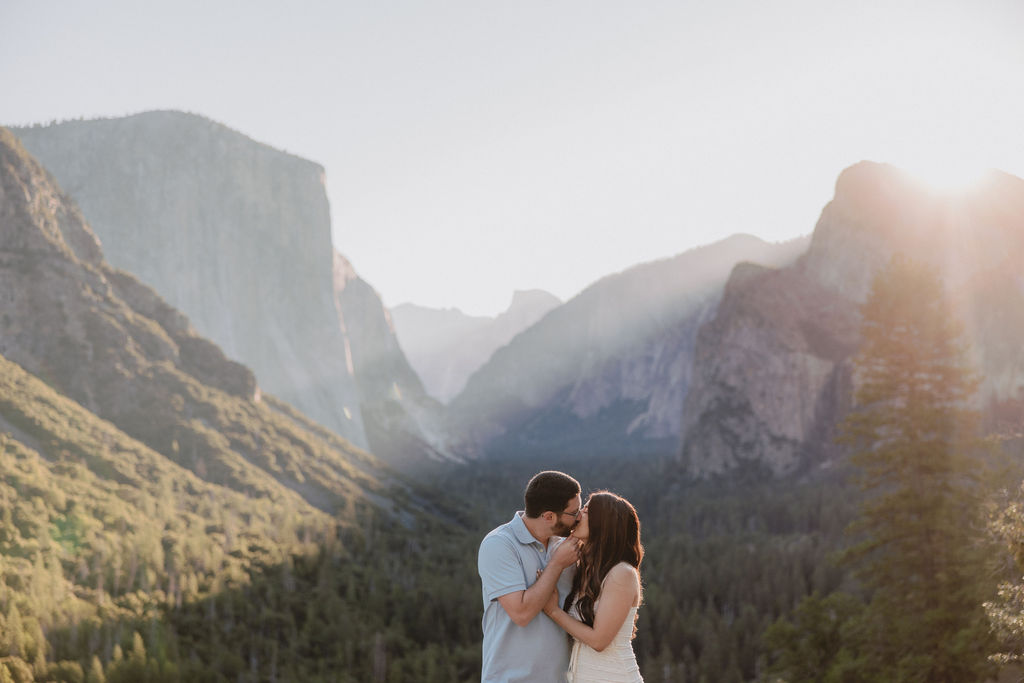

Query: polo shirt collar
511;510;542;546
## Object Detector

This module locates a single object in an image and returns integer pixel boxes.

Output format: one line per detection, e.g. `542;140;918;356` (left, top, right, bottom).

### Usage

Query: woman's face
572;504;590;540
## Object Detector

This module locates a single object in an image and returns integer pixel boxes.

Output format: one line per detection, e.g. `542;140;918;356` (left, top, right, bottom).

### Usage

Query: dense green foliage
984;437;1024;668
429;454;860;682
0;354;481;681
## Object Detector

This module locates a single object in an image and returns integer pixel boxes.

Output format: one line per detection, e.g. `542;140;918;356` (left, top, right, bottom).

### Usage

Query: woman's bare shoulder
610;562;638;576
603;563;641;606
605;562;640;585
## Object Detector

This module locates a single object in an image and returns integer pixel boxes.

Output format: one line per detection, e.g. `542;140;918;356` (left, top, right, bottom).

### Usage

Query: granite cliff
391;289;561;403
0;126;400;507
681;162;1024;477
12;112;450;466
333;252;457;467
447;234;808;459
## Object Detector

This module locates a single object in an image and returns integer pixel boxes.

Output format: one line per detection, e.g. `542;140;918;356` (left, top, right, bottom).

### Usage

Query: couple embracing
478;471;644;683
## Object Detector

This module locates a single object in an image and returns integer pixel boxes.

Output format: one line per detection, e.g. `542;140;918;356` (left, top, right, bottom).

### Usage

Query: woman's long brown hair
564;491;643;628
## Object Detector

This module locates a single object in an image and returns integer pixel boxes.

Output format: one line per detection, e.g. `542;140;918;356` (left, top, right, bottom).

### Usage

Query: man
478;470;582;682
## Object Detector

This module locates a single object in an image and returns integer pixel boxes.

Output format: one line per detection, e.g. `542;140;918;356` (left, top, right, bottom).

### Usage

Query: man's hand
497;537;578;627
550;536;580;569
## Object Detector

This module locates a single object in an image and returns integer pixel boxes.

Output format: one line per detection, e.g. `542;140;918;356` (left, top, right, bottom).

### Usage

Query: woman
543;491;644;682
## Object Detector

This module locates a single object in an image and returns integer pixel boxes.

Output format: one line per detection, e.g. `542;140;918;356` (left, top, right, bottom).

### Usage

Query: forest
1;259;1024;682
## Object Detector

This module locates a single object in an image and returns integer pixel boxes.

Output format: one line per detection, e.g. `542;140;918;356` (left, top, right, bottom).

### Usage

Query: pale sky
3;0;1023;316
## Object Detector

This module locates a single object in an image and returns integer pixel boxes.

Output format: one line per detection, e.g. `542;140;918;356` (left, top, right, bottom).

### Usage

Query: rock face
391;289;561;403
681;162;1024;477
12;112;365;446
447;234;809;458
333;252;457;467
0;127;398;507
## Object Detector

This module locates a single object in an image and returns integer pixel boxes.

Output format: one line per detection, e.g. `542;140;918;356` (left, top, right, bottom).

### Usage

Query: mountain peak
506;289;561;315
333;249;359;286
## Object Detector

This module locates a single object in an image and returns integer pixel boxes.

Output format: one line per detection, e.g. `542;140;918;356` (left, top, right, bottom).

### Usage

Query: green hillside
0;352;480;681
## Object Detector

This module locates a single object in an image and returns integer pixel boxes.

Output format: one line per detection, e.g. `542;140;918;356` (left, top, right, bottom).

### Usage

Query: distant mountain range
445;234;810;459
391;290;561;403
12;111;1022;483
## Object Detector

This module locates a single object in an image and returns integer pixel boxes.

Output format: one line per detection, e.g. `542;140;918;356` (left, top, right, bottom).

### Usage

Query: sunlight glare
898;156;991;195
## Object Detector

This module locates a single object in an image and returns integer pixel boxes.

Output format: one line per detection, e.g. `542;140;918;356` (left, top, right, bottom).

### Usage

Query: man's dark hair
524;471;581;518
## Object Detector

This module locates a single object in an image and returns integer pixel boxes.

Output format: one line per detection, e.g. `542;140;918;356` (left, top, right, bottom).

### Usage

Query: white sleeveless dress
567;602;643;682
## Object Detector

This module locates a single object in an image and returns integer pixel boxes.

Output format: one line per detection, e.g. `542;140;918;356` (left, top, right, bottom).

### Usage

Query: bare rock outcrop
333;252;458;467
13;112;366;446
681;162;1024;477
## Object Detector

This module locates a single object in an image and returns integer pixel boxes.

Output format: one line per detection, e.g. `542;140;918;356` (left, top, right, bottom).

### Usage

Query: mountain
446;234;809;459
11;112;363;447
0;124;401;515
0;126;482;680
332;252;458;467
11;111;451;467
681;162;1024;477
391;289;561;403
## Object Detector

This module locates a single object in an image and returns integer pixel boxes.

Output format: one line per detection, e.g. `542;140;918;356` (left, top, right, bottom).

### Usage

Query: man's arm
496;537;578;627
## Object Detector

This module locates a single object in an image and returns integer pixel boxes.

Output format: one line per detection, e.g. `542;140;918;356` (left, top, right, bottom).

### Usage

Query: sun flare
898;158;991;195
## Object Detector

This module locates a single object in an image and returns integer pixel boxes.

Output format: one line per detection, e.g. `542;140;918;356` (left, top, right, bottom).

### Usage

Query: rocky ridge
333;251;457;467
681;162;1024;477
447;234;809;458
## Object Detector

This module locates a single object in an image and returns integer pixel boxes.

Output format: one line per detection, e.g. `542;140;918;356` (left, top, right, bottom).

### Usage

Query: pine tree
839;254;995;681
763;591;865;681
85;655;105;683
4;605;24;659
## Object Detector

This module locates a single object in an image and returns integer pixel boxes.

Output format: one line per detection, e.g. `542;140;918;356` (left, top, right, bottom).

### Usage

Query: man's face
550;493;583;537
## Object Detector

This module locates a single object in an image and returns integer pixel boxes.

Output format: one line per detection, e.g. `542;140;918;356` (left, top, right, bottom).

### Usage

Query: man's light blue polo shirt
478;511;575;683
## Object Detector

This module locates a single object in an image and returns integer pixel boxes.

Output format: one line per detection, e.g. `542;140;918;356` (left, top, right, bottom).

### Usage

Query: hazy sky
3;1;1023;316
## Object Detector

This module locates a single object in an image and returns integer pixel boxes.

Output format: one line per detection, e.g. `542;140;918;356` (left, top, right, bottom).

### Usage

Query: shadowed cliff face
0;127;399;507
681;161;1024;477
680;264;859;476
13;112;366;447
446;234;809;459
332;251;460;468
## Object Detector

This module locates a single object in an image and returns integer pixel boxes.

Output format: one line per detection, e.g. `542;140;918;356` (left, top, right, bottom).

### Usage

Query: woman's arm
543;564;638;652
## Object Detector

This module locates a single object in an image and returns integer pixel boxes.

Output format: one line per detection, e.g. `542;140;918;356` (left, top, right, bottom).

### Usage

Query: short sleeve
478;534;527;604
